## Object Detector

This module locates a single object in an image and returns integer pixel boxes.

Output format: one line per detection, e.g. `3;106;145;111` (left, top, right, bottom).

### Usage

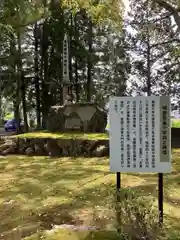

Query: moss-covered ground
11;131;108;140
0;151;179;239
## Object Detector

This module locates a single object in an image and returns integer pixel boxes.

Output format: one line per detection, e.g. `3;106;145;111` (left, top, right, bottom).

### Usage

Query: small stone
1;146;17;155
46;140;61;157
34;143;46;155
92;145;109;157
25;147;34;156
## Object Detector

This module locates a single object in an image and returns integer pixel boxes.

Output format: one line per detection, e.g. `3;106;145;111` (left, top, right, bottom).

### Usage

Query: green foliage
0;0;128;125
103;188;161;239
127;0;180;101
1;0;49;29
4;112;14;120
172;119;180;128
62;0;124;28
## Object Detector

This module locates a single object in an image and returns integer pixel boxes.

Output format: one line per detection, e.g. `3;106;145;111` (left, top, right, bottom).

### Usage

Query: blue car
4;119;24;132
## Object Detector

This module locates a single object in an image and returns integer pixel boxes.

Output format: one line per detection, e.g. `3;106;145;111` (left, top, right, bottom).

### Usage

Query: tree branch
150;38;180;48
153;0;180;31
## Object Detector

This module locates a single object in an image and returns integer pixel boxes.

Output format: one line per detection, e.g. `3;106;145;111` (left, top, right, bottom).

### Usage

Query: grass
0;153;180;239
11;132;108;140
24;229;120;240
172;119;180;128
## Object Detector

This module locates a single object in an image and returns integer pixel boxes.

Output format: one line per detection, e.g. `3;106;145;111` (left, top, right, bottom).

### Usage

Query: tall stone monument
62;34;73;104
47;33;107;133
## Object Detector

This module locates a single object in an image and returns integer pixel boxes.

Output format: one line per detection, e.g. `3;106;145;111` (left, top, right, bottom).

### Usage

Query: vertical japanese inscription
114;100;118;113
161;103;169;162
126;101;131;168
63;35;69;78
139;101;143;168
120;101;124;168
132;100;136;168
151;100;156;168
145;101;149;168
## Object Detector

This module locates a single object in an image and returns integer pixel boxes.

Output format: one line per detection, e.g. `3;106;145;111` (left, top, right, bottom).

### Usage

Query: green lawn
0;154;180;239
11;132;108;140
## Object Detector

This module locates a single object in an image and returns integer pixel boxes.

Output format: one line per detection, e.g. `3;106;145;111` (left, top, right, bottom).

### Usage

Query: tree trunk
41;20;49;129
50;0;64;105
154;0;180;32
17;30;29;132
87;18;93;102
0;77;2;123
10;35;21;132
34;22;41;129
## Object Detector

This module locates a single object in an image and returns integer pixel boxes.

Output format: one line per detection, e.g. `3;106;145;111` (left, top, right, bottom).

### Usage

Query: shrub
109;188;162;240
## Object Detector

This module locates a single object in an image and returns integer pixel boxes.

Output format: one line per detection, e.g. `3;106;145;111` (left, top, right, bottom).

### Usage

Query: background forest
0;0;180;130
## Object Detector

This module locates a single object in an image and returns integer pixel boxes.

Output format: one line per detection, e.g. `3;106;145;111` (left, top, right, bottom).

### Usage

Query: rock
73;140;85;156
46;139;62;157
1;136;109;157
17;138;31;154
92;145;109;157
34;140;46;155
19;147;26;154
47;102;107;133
18;138;27;146
34;144;45;155
0;139;5;145
1;146;17;155
89;140;101;152
0;142;13;152
0;140;17;154
25;147;34;156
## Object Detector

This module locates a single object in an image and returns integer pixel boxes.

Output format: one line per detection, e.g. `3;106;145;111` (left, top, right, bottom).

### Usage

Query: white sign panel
109;96;171;173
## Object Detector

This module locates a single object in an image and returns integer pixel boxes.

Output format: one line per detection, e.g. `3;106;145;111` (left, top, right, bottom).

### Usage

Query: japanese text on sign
109;96;171;173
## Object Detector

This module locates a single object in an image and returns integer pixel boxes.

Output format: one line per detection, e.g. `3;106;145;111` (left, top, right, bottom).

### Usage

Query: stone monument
47;102;107;132
62;34;73;104
47;34;107;133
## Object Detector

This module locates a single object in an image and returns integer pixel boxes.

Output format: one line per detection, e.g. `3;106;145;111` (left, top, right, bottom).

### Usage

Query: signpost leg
116;172;121;233
116;172;121;193
158;173;163;226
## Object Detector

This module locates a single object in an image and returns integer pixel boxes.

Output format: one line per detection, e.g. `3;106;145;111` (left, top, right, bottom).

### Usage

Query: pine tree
127;0;178;96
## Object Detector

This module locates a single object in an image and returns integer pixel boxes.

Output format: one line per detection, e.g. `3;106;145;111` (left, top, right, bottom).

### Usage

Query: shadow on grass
0;156;114;236
82;231;119;240
26;229;120;240
0;155;180;239
130;179;180;203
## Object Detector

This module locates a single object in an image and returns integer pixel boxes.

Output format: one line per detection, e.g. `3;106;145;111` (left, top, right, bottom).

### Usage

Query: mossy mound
11;131;108;140
0;132;109;157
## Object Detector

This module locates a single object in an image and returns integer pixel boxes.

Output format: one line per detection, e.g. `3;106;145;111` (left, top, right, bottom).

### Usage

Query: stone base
47;102;107;133
0;137;109;158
